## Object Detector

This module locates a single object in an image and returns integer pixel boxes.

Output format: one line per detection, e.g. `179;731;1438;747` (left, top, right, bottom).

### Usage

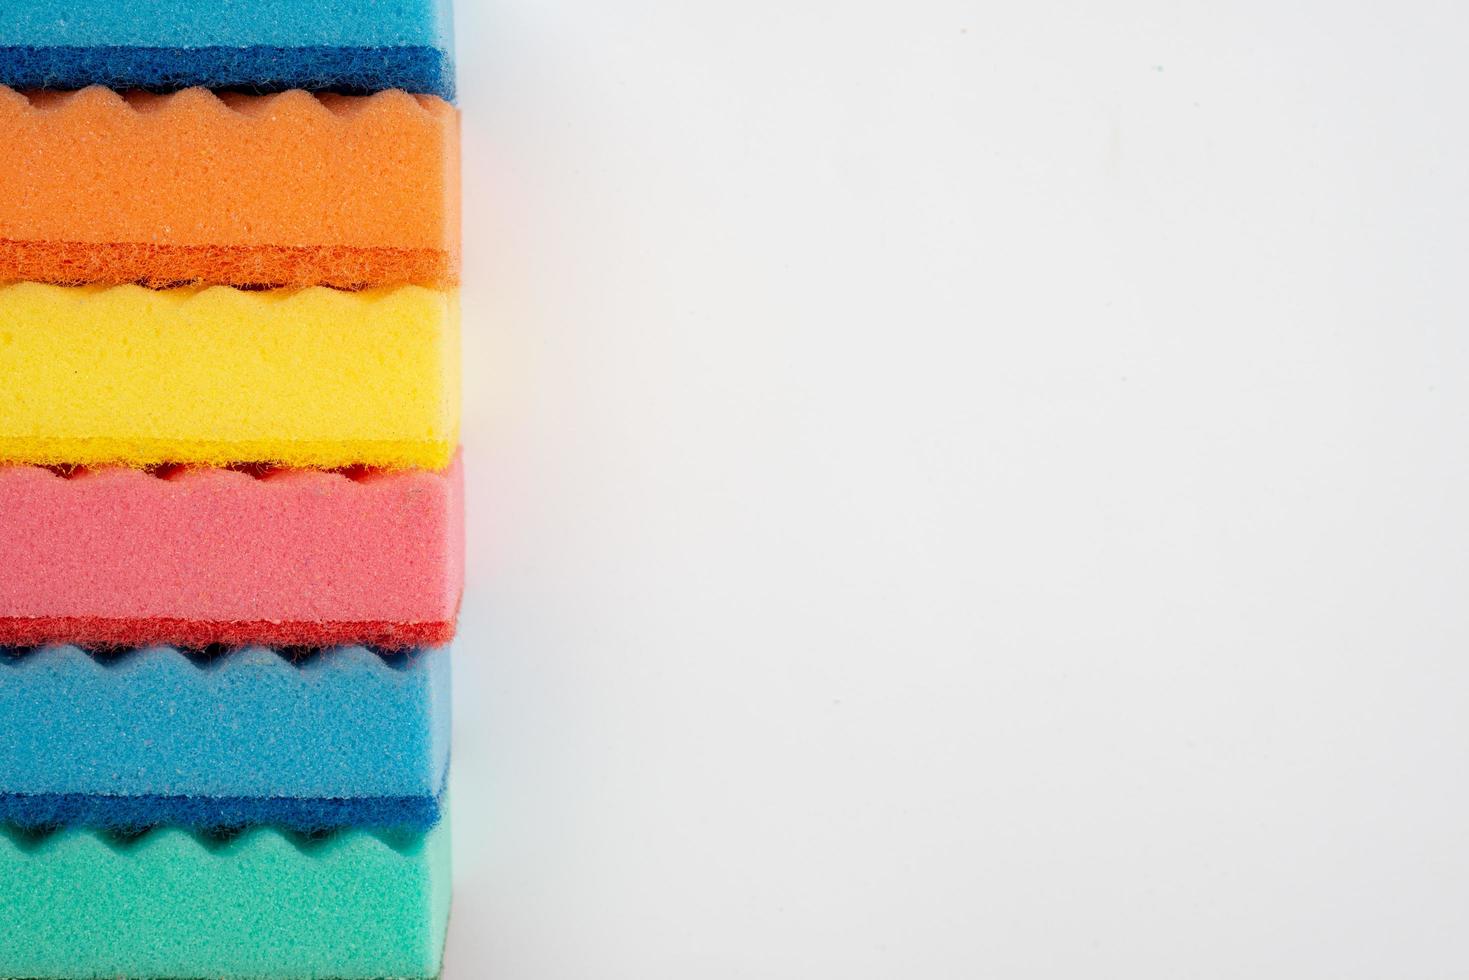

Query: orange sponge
0;86;459;288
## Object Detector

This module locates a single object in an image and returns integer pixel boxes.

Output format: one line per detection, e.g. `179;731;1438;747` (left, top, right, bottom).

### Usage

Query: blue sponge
0;0;455;98
0;646;450;831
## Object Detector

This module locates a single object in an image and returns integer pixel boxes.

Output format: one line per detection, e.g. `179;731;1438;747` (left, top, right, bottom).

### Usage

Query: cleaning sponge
0;646;450;831
0;0;455;98
0;457;463;649
0;283;459;470
0;86;459;288
0;820;449;979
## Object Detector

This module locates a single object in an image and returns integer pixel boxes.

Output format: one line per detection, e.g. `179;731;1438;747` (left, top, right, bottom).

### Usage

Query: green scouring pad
0;819;449;979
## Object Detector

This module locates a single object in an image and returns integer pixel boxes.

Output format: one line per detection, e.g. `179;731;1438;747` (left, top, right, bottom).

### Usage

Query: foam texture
0;46;454;100
0;820;449;978
0;0;454;47
0;646;449;831
0;86;459;288
0;456;463;648
0;0;453;99
0;283;459;470
0;792;444;833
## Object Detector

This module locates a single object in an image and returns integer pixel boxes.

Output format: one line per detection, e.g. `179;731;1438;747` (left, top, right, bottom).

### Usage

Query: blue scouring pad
0;645;450;831
0;0;455;98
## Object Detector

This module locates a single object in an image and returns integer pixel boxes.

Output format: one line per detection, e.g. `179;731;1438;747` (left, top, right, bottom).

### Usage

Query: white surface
449;2;1469;976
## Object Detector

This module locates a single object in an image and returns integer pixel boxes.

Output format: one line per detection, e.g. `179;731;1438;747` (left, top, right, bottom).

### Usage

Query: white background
449;2;1469;976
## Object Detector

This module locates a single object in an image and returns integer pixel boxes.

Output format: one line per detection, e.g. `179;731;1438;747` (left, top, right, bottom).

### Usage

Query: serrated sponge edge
0;646;450;816
0;819;449;979
0;283;459;470
0;86;459;287
0;457;464;648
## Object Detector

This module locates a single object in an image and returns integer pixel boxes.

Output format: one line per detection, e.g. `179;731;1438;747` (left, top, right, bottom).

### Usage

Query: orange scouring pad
0;86;459;288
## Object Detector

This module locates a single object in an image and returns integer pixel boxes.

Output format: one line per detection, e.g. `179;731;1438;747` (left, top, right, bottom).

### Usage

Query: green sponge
0;820;449;979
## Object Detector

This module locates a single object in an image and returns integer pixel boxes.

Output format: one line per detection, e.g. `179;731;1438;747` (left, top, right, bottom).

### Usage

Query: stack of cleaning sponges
0;3;459;977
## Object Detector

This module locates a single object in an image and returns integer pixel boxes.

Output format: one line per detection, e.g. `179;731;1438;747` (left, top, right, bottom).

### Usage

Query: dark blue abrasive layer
0;45;454;98
0;788;445;832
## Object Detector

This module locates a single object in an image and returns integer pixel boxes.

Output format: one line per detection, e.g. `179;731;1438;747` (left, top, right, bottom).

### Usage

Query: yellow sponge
0;283;458;470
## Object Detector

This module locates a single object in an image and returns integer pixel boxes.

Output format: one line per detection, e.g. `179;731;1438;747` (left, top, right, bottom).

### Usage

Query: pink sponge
0;455;463;650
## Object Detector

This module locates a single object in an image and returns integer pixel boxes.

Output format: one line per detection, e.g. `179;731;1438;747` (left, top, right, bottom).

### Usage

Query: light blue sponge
0;646;450;830
0;0;455;98
0;0;454;47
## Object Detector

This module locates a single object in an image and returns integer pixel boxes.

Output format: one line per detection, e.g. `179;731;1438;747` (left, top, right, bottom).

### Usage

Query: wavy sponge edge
0;820;449;979
0;283;459;470
0;646;450;830
0;456;464;649
0;86;459;287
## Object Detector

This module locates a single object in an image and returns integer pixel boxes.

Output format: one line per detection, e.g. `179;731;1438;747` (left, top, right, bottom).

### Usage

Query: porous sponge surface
0;791;446;833
0;456;464;648
0;283;460;469
0;0;453;48
0;86;459;287
0;819;450;979
0;646;450;809
0;45;455;100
